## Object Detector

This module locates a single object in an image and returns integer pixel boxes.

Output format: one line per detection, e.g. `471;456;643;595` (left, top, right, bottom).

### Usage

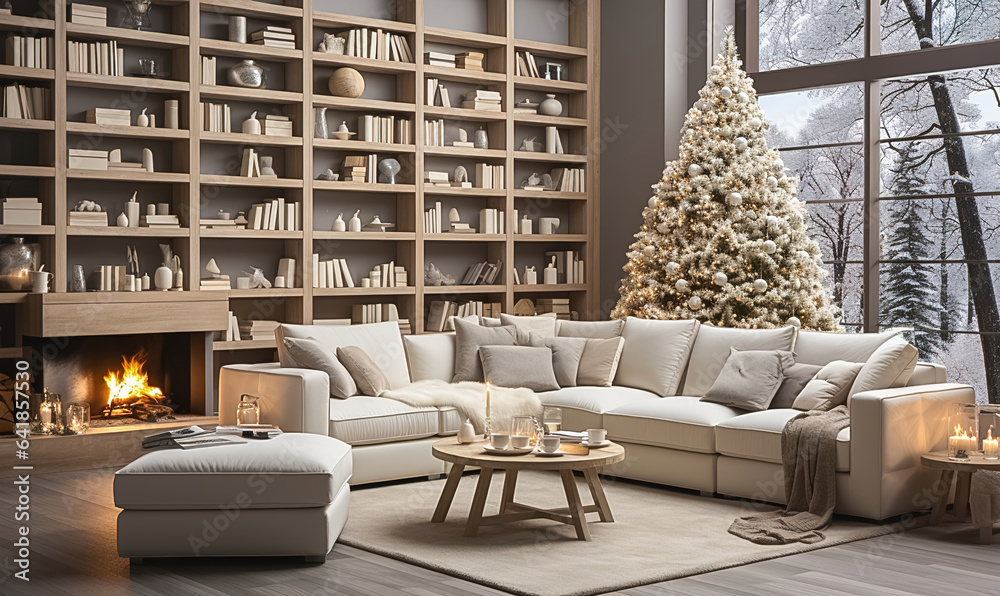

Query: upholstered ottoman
114;433;352;562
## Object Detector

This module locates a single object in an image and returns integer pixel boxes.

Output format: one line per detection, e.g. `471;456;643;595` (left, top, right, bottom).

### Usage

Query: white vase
539;94;562;116
154;266;172;290
457;418;476;444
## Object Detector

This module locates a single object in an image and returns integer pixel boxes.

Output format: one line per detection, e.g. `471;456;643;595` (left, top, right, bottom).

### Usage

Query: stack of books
251;25;295;49
2;198;42;225
68;148;108;170
424;170;450;187
94;265;131;291
478;208;505;234
536;298;571;319
551;167;586;192
199;216;238;229
240;148;262;177
456;52;484;71
263;114;292;137
69;3;107;26
68;210;108;226
277;257;296;288
200;272;231;291
424;51;456;68
314;318;351;326
461;260;503;285
247;198;300;230
424;119;445;146
5;36;54;69
475;163;505;190
352;303;409;332
515;51;542;77
202;102;232;132
363;261;406;288
86;107;130;126
463;90;501;112
545;250;585;284
342;155;376;183
67;40;123;76
311;256;354;289
140;214;181;229
357;114;411;144
223;311;241;341
108;157;145;172
426;300;502;332
424;201;442;234
240;320;281;341
338;28;412;62
201;56;217;85
2;84;49;119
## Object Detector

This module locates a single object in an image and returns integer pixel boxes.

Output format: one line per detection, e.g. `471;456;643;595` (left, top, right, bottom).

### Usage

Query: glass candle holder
543;406;562;434
511;415;539;446
980;405;1000;460
38;391;63;435
948;403;978;461
65;402;90;435
236;394;260;426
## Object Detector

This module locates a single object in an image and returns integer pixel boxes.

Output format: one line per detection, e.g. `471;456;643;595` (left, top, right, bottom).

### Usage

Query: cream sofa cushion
848;335;919;401
403;333;456;382
539;385;659;430
557;319;625;338
328;397;440;446
793;329;899;366
716;410;850;472
681;325;797;397
613;317;699;396
604;397;743;453
577;336;625;386
500;312;558;337
277;321;410;389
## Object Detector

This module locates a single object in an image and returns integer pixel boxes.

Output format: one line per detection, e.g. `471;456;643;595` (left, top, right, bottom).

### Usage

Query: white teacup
586;428;607;444
490;433;510;450
511;435;530;449
541;436;561;453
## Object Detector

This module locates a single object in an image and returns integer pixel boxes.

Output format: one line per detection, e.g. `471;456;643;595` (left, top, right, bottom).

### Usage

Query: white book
277;197;285;230
318;260;327;288
340;259;354;287
435;201;442;234
328;259;339;288
312;253;320;288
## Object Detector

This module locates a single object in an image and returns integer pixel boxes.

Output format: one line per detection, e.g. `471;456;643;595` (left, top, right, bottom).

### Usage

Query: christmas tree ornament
656;223;669;233
749;117;762;129
735;137;748;151
753;279;768;293
688;296;703;309
737;92;749;103
675;279;689;292
720;86;733;98
726;192;743;206
648;197;658;209
710;65;721;75
763;240;777;254
713;272;728;286
767;176;779;188
773;159;784;172
642;245;656;257
688;164;703;177
786;316;802;328
666;261;679;274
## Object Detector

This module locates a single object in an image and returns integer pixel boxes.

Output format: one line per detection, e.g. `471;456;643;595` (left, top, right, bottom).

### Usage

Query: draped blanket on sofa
380;379;541;433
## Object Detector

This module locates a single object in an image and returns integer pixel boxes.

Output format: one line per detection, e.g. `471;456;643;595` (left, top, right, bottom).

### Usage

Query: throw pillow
792;360;864;411
701;348;795;411
479;345;559;391
337;346;391;396
527;333;587;387
282;337;358;398
770;362;823;409
557;319;624;339
847;335;919;402
614;317;700;396
681;325;797;396
500;312;558;338
453;317;518;382
577;336;626;387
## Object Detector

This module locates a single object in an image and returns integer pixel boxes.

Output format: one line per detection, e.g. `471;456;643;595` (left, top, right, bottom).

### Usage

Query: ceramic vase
70;264;87;292
315;107;329;139
228;60;265;89
229;16;247;43
457;418;476;444
539;94;562;116
474;128;488;149
154;266;172;290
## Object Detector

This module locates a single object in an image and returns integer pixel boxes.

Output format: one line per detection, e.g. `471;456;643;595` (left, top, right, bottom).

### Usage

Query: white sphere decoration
648;196;658;209
786;316;802;328
710;65;722;75
675;279;689;292
749;117;762;129
763;240;777;254
643;245;656;256
688;295;703;309
753;279;768;293
737;92;749;103
735;137;748;151
720;86;733;98
688;164;703;177
773;158;785;173
796;250;810;260
656;223;669;234
726;192;743;206
666;261;679;274
713;272;728;286
767;176;778;188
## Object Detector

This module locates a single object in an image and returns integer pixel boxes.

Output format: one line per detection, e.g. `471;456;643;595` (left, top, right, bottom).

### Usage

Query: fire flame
105;354;163;404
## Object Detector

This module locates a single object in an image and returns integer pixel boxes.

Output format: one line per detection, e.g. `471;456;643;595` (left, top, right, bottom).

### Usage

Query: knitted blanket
380;379;541;434
729;405;851;545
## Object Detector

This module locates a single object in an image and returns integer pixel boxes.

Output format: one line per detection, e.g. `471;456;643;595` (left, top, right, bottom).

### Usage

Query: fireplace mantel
17;293;229;338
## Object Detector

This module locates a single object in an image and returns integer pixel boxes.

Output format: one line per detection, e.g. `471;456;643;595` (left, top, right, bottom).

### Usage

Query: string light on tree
612;27;838;330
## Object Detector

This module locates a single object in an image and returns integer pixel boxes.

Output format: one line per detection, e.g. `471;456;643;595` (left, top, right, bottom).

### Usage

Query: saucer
535;451;564;457
483;445;533;456
581;440;611;449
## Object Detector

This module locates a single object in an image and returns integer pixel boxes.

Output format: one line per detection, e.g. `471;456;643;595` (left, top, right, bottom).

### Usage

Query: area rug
339;470;920;596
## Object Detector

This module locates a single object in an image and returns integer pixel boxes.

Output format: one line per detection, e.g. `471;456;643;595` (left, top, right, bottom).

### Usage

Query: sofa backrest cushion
681;325;797;397
403;333;456;382
793;329;899;366
500;312;558;337
614;317;700;396
557;319;624;339
907;362;946;386
848;335;919;402
276;321;411;389
577;336;625;387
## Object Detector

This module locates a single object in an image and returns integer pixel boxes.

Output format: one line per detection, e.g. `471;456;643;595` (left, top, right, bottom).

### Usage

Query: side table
921;451;1000;544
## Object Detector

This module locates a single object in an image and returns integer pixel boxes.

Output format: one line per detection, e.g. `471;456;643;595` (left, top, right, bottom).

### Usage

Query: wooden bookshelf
0;0;600;406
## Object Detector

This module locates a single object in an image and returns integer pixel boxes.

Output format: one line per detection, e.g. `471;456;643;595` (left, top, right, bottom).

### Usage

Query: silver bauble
767;175;779;188
796;250;810;260
763;240;777;254
713;272;728;286
737;92;749;103
726;192;743;206
648;196;658;209
643;245;656;257
735;137;748;150
666;261;679;274
675;279;689;292
773;159;785;172
656;223;669;233
720;86;733;98
688;164;703;177
753;279;767;293
688;295;702;309
786;316;802;328
749;117;762;129
709;65;722;75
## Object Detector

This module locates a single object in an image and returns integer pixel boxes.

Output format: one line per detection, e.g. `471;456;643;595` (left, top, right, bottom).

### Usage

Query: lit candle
485;382;491;421
984;427;999;460
949;424;974;460
40;404;52;426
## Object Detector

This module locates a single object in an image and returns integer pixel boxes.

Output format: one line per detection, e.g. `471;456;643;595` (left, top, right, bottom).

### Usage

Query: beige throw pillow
577;337;625;387
337;346;391;396
500;312;559;338
848;335;919;401
701;349;795;411
556;319;625;339
792;360;865;411
480;345;559;391
282;337;358;398
453;317;518;382
527;333;587;387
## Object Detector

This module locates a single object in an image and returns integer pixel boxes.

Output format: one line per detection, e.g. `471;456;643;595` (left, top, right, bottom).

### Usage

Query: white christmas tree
612;28;838;330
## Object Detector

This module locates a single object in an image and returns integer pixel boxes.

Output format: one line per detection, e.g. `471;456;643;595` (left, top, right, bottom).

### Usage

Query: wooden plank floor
0;468;995;595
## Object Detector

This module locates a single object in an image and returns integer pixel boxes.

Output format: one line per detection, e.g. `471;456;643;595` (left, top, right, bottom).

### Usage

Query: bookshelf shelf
513;151;587;163
515;234;588;243
200;38;303;62
424;27;506;49
513;190;588;200
213;339;277;351
423;146;506;159
425;284;507;295
423;187;506;197
66;122;190;140
199;0;304;19
313;96;416;113
200;229;304;239
313;54;416;74
0;65;54;81
425;234;506;242
424;105;505;122
313;231;416;241
515;284;589;293
199;175;304;189
0;225;56;236
65;72;189;93
423;65;506;84
0;118;55;132
514;113;588;128
514;39;588;58
200;85;303;104
0;165;54;177
227;288;303;298
313;180;416;193
200;131;302;147
0;15;55;33
314;287;417;297
65;23;191;48
313;139;416;153
67;170;189;183
312;11;417;34
513;76;588;93
66;226;191;237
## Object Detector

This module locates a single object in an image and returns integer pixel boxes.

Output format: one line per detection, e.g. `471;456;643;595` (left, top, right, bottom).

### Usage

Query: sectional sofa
219;317;974;521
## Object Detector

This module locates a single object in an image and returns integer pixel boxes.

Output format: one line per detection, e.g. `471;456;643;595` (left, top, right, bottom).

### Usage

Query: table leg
500;469;518;514
583;468;614;523
953;471;972;520
560;469;591;541
929;469;955;525
464;467;494;538
431;463;465;523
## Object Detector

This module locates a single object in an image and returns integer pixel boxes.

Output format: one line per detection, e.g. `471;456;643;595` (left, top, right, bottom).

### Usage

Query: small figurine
348;210;361;232
243;265;272;289
318;168;338;181
243;111;261;135
136;108;149;127
363;215;395;232
332;213;346;232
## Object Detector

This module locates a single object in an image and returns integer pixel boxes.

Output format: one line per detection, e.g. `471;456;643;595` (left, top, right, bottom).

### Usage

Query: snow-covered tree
612;29;838;330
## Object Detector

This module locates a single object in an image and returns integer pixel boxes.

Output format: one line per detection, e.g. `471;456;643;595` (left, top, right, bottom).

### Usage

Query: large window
746;0;1000;404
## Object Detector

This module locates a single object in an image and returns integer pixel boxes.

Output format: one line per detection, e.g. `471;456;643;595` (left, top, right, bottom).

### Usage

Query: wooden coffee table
431;438;625;541
921;451;1000;544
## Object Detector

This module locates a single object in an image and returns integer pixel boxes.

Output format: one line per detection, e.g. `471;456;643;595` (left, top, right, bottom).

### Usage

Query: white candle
485;382;491;421
40;405;52;426
984;427;999;460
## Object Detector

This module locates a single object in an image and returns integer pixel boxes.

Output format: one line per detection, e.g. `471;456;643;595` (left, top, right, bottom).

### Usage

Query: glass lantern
35;390;63;435
948;403;978;461
236;394;260;426
65;402;90;435
542;406;563;434
511;415;541;446
980;405;1000;460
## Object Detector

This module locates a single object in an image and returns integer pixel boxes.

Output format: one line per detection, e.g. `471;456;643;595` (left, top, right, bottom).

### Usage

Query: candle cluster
948;424;978;461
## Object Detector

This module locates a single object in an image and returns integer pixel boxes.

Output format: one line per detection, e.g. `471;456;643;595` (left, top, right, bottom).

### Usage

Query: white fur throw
379;380;541;434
